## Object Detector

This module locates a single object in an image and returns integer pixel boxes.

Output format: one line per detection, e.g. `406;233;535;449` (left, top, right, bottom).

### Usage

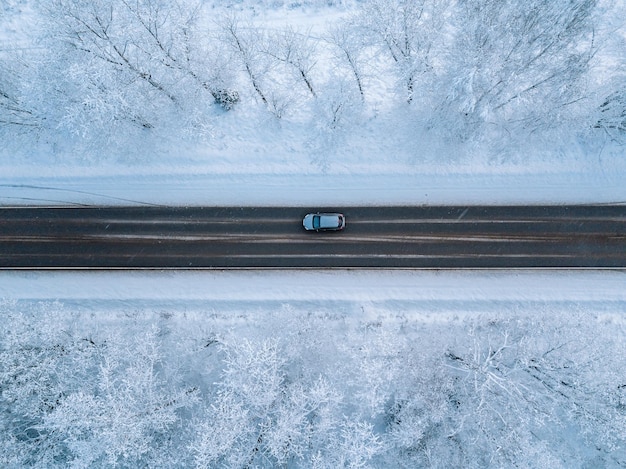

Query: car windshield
313;215;320;229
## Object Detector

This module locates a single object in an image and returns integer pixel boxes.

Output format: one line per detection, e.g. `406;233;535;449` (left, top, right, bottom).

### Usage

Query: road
1;205;625;269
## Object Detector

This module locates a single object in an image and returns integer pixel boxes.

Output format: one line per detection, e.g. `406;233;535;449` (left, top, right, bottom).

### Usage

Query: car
303;212;346;231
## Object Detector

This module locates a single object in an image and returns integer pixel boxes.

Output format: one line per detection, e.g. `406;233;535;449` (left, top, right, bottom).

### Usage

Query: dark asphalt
1;205;625;269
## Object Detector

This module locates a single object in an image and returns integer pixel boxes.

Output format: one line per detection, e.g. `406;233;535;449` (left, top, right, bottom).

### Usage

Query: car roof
318;214;340;226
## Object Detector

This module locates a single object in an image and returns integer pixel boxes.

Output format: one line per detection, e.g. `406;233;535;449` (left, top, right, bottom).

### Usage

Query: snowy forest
1;0;625;162
1;298;626;468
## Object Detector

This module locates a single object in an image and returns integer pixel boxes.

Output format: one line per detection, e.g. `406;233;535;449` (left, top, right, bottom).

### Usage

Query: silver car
303;213;346;231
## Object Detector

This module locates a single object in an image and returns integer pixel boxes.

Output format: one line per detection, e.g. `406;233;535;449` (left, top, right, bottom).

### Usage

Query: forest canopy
1;0;625;159
1;300;625;467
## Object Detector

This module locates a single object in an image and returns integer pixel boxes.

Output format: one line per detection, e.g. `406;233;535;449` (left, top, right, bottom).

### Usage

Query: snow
2;270;626;304
1;1;626;466
2;270;626;341
2;170;626;207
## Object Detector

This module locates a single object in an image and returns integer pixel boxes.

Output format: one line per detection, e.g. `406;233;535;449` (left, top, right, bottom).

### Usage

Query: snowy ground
2;170;626;207
3;270;625;338
2;270;626;356
2;269;626;306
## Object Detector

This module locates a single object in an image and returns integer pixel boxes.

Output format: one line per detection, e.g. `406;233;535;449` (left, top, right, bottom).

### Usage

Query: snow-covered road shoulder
1;171;626;206
2;269;624;304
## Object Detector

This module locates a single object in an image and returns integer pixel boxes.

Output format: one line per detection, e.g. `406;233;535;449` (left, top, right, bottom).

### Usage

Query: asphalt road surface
1;205;625;269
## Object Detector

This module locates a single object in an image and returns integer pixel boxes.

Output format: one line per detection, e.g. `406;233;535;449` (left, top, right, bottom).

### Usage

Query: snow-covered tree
2;300;625;467
328;21;370;100
0;58;33;128
261;26;319;99
190;337;350;467
356;0;450;103
218;16;277;111
439;0;599;140
0;301;97;467
590;0;626;141
26;0;227;148
43;326;198;468
218;16;320;118
0;303;198;468
597;88;626;132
